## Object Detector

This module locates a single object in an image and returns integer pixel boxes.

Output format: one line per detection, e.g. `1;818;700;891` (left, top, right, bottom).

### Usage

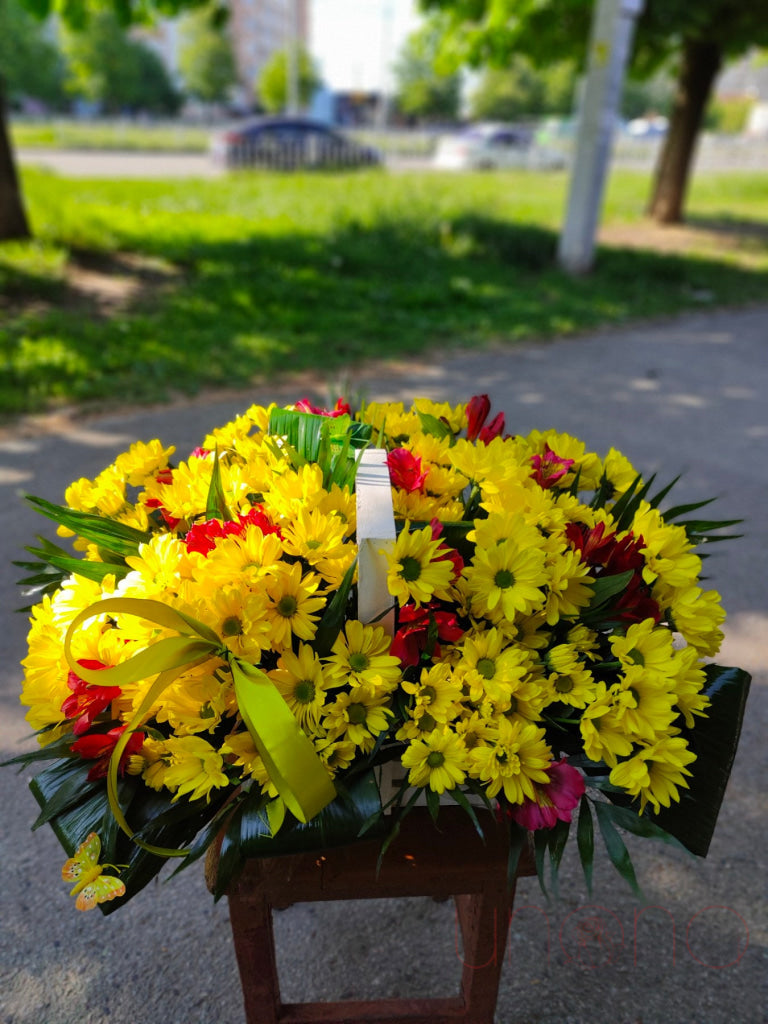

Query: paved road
16;148;432;178
1;307;766;1023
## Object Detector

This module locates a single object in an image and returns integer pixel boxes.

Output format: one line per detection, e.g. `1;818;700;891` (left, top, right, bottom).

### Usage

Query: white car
433;123;566;171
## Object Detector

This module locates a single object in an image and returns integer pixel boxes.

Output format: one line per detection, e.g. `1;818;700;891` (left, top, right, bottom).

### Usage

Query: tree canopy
393;24;461;122
420;0;768;222
256;47;322;114
0;0;66;108
178;5;237;104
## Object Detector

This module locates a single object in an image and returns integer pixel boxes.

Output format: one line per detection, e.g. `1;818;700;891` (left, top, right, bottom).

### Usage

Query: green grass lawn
2;166;767;419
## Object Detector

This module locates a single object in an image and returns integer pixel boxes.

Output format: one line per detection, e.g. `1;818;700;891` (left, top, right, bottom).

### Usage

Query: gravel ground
1;306;766;1024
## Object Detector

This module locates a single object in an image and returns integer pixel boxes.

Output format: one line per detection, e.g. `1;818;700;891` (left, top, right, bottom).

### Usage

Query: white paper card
356;448;396;635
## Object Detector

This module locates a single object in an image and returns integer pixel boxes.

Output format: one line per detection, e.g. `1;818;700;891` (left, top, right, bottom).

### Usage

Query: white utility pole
557;0;644;274
287;0;300;115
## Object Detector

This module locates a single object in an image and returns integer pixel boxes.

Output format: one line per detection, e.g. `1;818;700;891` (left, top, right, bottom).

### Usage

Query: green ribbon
64;597;336;856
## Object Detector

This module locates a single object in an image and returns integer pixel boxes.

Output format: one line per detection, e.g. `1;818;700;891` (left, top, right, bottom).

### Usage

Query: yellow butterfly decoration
61;832;126;911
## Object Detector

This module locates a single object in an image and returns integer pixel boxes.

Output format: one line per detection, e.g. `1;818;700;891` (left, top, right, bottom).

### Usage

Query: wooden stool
207;807;535;1024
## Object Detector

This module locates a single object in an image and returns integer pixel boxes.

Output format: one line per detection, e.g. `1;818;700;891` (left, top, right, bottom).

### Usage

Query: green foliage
621;69;676;120
3;167;768;417
468;57;577;121
393;24;461;122
177;5;237;103
60;10;181;114
705;95;755;133
0;0;67;107
256;47;322;113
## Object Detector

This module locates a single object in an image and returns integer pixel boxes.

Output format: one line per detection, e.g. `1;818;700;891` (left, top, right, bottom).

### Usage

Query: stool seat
206;806;536;1024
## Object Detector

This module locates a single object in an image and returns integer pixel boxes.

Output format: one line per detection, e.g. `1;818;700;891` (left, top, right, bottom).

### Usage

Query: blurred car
210;117;382;170
625;115;669;138
433;123;566;171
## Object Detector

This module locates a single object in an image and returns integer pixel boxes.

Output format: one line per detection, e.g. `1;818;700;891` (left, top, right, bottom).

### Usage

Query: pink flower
509;758;585;830
530;444;575;489
386;448;428;493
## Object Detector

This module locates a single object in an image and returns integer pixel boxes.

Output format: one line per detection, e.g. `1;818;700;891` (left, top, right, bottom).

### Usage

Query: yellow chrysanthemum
326;620;402;689
464;538;548;623
159;735;230;802
468;717;552;804
614;666;678;742
259;563;326;648
269;643;331;732
322;684;393;753
579;682;635;767
401;728;467;793
609;736;696;814
401;662;464;723
113;439;176;487
544;644;598;709
384;523;455;607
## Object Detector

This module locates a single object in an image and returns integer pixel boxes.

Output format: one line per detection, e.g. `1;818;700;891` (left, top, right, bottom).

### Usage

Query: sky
310;0;422;93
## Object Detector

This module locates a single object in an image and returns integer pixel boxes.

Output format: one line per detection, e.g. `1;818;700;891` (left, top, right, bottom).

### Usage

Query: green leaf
425;787;440;823
25;495;151;557
24;548;128;585
648;474;682;510
29;758;103;829
584;570;634;616
205;449;233;522
650;665;751;856
447;787;486;842
313;557;357;657
593;800;642;898
547;818;570;898
576;796;594;896
2;734;77;767
416;410;452;441
234;769;384;860
661;497;716;520
506;821;528;889
603;801;690;854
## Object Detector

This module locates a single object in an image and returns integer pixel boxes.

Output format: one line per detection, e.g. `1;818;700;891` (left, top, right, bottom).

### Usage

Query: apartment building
141;0;309;104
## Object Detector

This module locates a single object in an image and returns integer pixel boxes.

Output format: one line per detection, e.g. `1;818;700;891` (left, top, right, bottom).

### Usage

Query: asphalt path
1;307;766;1023
16;148;432;178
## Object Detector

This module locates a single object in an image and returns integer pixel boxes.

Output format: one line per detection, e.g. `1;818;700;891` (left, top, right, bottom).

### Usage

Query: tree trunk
647;39;722;225
0;78;31;241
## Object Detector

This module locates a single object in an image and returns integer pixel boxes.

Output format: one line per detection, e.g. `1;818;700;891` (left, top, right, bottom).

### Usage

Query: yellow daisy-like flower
609;619;676;680
464;538;548;623
401;662;464;724
541;546;594;625
194;526;283;592
269;643;331;732
413;398;465;434
669;646;710;729
326;620;402;689
579;682;635;767
609;736;696;814
121;533;191;600
614;666;677;742
384;523;455;607
657;582;725;656
262;563;326;648
160;735;230;802
631;502;702;589
401;728;467;793
193;587;271;662
544;644;598;709
219;731;278;797
281;506;348;565
322;684;392;753
152;668;229;737
468;717;551;804
315;735;357;775
114;439;176;488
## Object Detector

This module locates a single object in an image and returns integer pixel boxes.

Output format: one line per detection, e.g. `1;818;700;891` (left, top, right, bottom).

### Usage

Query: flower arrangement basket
7;394;750;928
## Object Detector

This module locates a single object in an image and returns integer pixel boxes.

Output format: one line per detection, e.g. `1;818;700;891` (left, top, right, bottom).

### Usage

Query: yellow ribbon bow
64;597;336;857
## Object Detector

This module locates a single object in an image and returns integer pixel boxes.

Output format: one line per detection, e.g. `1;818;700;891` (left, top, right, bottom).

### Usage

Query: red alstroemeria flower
387;448;429;493
530;444;575;489
466;394;492;441
478;412;505;443
294;397;351;418
61;660;121;736
71;727;145;781
508;758;585;830
185;505;281;555
391;602;465;668
614;574;662;625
